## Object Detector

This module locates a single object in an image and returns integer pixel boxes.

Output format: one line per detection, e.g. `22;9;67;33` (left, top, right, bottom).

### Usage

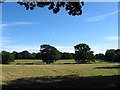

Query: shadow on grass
2;75;120;89
95;65;120;69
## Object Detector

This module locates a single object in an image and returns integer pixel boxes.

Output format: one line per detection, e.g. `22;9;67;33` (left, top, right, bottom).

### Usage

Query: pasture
1;59;120;88
10;59;76;65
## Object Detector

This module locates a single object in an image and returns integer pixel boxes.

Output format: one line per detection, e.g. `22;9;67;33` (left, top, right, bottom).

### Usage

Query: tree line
95;49;120;62
1;45;74;64
1;43;120;64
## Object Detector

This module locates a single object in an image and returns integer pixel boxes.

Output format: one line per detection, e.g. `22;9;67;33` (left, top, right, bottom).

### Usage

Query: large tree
40;44;61;64
74;43;94;64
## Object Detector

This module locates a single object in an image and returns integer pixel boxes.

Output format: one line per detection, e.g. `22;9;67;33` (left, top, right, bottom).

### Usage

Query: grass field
10;59;43;65
10;59;76;65
10;59;109;65
1;59;120;89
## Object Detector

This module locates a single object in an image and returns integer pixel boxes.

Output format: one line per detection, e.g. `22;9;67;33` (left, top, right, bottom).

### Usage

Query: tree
40;44;61;64
21;50;32;59
12;51;18;59
30;52;41;59
16;53;23;59
115;49;120;62
74;43;94;64
31;52;37;59
0;52;2;64
105;49;115;62
1;1;84;16
95;53;105;60
2;51;14;64
16;1;84;16
105;49;120;62
35;52;41;59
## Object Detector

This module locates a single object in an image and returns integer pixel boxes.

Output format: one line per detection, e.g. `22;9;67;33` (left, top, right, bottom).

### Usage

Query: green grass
55;59;75;64
10;59;76;65
10;59;43;64
11;59;111;65
1;59;120;88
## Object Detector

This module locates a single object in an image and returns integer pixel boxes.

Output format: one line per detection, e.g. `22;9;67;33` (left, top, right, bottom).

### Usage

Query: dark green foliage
12;51;18;59
17;1;84;16
115;50;120;62
72;53;75;59
40;44;61;64
2;51;14;64
105;49;116;62
11;51;41;60
15;53;23;59
0;52;2;64
35;52;41;59
31;52;36;59
20;50;33;59
31;52;41;59
61;52;73;59
95;53;105;60
105;49;120;62
74;43;94;64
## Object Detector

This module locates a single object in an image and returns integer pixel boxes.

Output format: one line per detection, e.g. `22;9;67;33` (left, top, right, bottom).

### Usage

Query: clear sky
0;2;118;54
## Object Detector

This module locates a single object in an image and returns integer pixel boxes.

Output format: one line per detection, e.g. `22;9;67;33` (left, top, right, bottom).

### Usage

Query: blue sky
0;2;118;54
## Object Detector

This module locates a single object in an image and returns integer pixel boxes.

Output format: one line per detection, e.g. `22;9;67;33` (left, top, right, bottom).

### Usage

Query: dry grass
1;59;119;88
2;63;119;84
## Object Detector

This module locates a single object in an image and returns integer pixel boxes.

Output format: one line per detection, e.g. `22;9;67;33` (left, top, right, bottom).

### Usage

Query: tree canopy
61;52;73;59
11;51;41;59
40;44;61;64
1;0;84;16
105;49;115;62
2;51;14;64
105;49;120;62
95;53;105;60
74;43;94;64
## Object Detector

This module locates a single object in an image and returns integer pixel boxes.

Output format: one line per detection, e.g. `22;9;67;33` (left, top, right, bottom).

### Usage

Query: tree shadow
2;75;120;89
95;65;120;69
